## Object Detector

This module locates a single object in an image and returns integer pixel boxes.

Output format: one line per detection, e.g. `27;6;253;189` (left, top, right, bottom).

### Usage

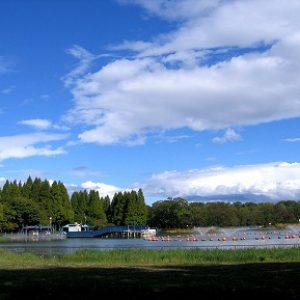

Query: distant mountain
185;193;271;202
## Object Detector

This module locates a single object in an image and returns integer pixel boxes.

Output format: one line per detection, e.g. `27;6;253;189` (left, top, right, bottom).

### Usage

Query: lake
1;226;300;256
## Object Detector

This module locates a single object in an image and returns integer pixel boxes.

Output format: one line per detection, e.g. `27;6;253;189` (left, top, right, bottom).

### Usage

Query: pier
66;225;150;238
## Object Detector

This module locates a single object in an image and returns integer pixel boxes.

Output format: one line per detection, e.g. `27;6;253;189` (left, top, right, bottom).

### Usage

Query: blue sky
1;0;300;204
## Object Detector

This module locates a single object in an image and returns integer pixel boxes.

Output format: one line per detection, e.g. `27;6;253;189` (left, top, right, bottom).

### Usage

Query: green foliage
0;177;75;231
148;198;192;228
149;198;300;228
86;190;107;227
110;190;147;226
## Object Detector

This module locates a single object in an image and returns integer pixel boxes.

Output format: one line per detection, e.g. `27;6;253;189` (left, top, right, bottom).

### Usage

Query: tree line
148;198;300;228
0;177;147;232
1;177;300;231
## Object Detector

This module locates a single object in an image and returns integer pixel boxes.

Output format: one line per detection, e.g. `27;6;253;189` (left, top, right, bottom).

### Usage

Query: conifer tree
22;176;33;199
87;190;107;227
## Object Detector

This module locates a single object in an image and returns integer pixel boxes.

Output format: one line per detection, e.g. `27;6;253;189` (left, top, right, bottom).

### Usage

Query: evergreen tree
31;178;42;203
87;190;107;227
22;176;33;199
57;181;74;225
71;190;88;224
124;190;147;225
37;179;52;224
101;195;111;222
111;192;127;225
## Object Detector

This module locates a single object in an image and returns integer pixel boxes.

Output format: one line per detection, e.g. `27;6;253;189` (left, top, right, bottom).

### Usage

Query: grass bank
0;248;299;298
0;247;300;268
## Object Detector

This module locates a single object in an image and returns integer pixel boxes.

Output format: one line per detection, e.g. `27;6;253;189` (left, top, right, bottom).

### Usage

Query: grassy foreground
0;247;300;267
0;248;299;299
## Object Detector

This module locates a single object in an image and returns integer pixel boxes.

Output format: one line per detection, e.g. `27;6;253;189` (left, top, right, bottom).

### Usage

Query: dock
66;225;150;238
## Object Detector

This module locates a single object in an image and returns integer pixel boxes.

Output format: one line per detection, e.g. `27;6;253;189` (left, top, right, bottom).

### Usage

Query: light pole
49;217;52;234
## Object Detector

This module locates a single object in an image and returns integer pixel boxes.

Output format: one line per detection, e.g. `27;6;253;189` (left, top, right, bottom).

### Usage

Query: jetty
66;225;153;238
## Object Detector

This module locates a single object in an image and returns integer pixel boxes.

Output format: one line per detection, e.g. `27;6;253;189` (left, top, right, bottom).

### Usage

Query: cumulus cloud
64;0;300;145
138;162;300;201
79;181;123;198
212;128;241;144
0;133;67;161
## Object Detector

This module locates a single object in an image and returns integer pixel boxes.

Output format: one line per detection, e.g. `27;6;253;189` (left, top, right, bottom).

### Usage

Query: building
62;223;83;233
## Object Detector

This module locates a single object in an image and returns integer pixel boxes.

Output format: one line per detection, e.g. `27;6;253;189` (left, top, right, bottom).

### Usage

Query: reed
0;247;299;268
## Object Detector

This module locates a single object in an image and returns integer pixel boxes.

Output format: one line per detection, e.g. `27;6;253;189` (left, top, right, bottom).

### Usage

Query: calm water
1;227;300;256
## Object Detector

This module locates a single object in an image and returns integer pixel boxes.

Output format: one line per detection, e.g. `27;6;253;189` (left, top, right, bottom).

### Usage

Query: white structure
141;228;156;237
63;223;82;232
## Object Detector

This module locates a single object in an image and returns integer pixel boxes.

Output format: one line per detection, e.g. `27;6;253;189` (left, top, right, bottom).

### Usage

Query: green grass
0;247;299;268
0;248;299;298
0;235;11;243
62;247;300;266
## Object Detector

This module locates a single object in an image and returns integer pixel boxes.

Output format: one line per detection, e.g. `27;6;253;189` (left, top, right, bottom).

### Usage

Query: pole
49;217;52;234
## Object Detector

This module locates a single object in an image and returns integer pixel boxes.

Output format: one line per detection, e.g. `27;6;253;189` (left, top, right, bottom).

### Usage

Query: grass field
0;248;299;299
1;247;300;267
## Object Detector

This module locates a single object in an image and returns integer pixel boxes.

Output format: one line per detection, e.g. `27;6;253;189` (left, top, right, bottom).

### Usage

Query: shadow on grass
0;263;299;299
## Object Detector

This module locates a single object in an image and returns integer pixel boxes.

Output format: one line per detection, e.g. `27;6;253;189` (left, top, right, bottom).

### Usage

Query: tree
10;198;40;227
22;176;33;199
111;192;127;225
148;198;191;228
86;190;107;227
31;178;42;203
101;195;111;222
0;203;18;232
71;190;89;224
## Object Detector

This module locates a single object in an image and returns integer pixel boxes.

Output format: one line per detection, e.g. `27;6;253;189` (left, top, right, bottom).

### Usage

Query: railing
67;225;149;238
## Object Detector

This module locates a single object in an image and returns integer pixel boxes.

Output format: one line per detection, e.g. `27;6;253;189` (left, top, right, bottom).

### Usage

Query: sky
1;0;300;204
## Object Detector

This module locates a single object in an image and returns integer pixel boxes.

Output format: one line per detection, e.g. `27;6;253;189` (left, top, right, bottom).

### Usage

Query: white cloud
0;133;67;161
119;0;221;22
18;118;69;131
284;137;300;142
63;45;113;87
212;128;241;144
125;0;300;56
80;181;124;198
64;45;96;86
139;162;300;200
0;177;6;185
19;119;52;130
64;0;300;145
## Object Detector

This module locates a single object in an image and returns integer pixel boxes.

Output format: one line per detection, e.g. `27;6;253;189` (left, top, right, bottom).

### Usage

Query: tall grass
0;247;299;268
62;247;300;266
